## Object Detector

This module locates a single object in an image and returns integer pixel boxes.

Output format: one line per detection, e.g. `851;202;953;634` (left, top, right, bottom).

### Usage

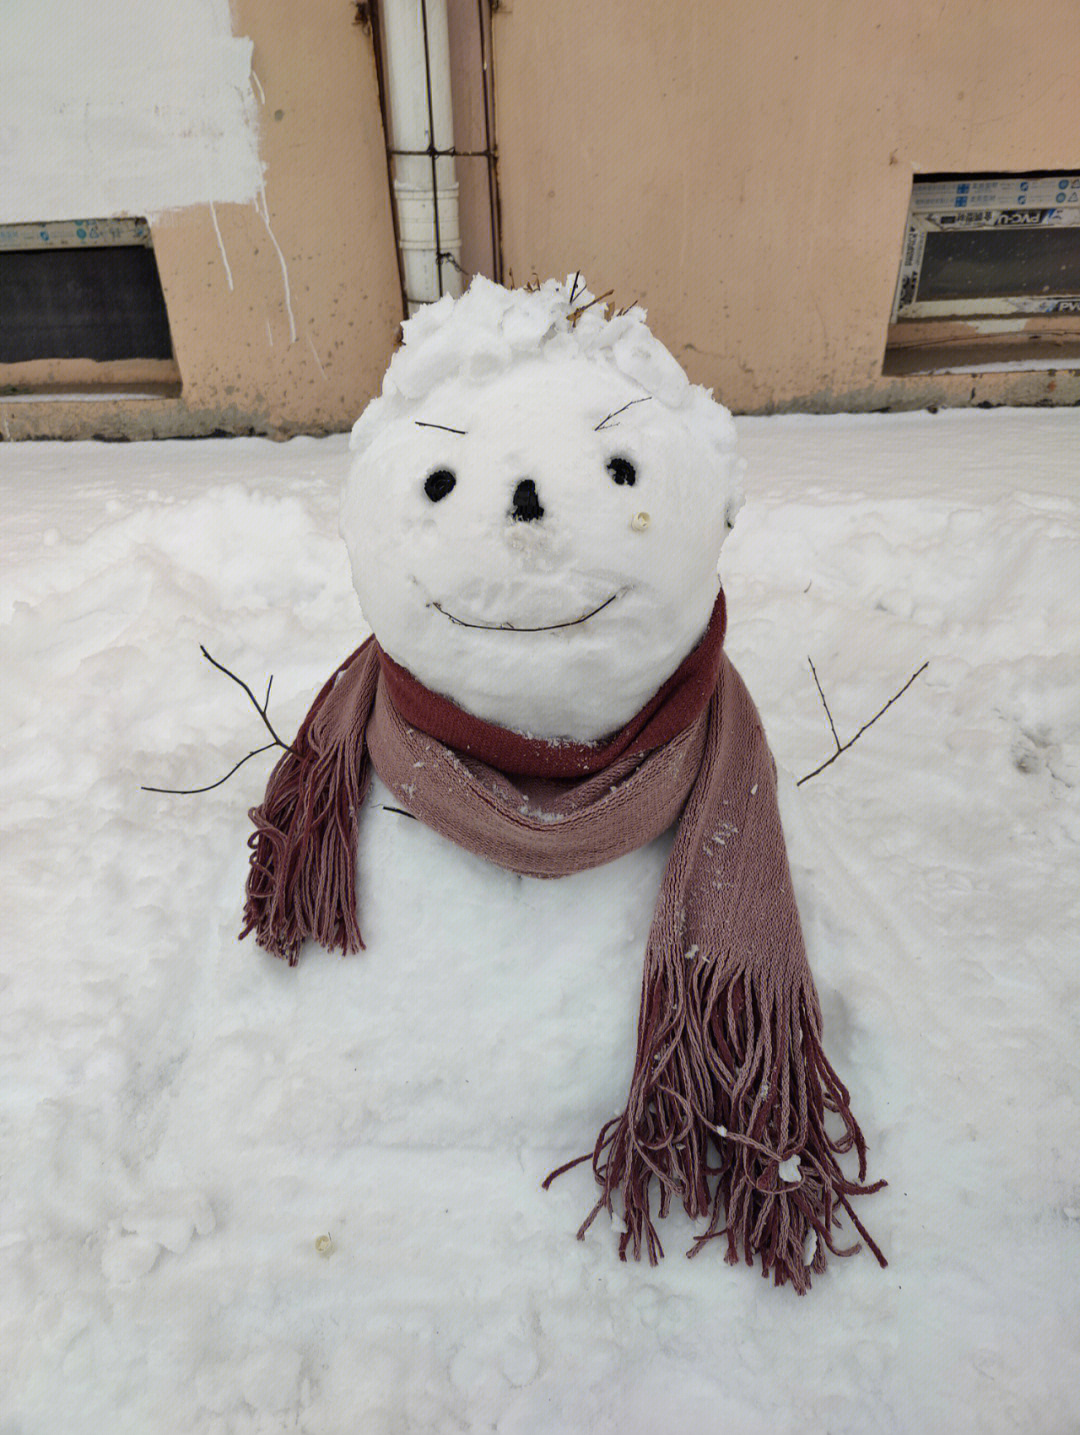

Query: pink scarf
243;594;885;1290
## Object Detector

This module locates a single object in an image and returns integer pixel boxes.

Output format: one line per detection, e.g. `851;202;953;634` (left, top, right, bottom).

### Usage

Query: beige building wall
1;1;402;441
492;0;1080;412
3;0;1077;438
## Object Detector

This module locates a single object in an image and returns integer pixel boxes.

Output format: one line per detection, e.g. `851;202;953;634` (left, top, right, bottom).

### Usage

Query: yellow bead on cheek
630;511;651;532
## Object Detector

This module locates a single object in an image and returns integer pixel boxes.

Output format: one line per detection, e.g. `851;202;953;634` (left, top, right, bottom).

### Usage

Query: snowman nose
510;478;545;523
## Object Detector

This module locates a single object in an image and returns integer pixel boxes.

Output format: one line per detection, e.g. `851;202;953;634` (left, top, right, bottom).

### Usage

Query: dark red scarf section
243;592;726;964
377;590;727;778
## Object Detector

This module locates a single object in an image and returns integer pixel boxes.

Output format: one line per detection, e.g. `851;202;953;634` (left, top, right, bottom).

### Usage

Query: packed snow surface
2;408;1079;1433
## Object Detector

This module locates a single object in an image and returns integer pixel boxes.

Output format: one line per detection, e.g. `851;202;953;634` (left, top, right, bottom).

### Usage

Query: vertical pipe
476;0;503;283
380;0;463;313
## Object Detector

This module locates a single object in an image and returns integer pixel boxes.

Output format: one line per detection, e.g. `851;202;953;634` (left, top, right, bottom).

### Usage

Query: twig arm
199;645;296;755
797;661;928;786
142;649;300;795
141;741;280;795
843;661;929;750
807;657;841;753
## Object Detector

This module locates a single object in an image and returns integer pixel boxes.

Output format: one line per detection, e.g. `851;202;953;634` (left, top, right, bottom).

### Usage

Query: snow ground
2;408;1078;1434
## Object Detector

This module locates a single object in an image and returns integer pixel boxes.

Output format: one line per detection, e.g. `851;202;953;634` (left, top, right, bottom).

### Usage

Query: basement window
0;218;181;398
883;172;1080;376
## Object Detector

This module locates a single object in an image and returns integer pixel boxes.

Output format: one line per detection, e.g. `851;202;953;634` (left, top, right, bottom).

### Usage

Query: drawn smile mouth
429;591;621;632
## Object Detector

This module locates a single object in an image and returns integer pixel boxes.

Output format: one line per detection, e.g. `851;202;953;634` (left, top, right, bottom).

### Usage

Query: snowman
244;276;884;1290
340;275;741;743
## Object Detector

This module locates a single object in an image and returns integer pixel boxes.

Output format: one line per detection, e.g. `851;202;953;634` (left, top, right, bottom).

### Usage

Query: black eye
424;468;456;502
607;456;636;487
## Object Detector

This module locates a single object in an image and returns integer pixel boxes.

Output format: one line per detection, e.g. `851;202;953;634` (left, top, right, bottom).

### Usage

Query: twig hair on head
595;397;651;431
348;274;740;477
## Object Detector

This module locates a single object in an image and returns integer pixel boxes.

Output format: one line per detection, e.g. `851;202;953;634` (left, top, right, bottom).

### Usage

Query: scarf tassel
242;644;376;964
545;949;886;1293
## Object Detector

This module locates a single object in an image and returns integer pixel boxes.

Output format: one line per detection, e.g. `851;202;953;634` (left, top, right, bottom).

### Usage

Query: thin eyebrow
415;421;468;435
594;397;651;431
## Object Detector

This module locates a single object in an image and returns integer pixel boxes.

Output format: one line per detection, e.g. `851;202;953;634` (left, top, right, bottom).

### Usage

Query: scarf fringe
545;949;886;1293
241;644;376;964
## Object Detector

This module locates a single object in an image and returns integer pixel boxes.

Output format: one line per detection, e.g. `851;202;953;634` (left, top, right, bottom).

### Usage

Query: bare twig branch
415;420;468;435
797;661;928;786
841;661;929;750
594;397;651;431
140;649;298;796
198;645;297;754
142;741;281;795
807;657;841;753
567;290;613;327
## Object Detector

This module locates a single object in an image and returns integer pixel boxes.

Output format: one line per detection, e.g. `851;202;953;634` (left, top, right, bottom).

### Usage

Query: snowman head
341;276;743;742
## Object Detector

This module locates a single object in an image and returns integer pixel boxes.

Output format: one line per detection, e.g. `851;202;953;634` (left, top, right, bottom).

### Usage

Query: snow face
341;278;742;740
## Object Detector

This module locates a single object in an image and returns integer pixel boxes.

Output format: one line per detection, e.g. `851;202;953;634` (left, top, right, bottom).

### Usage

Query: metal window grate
0;218;174;365
891;172;1080;322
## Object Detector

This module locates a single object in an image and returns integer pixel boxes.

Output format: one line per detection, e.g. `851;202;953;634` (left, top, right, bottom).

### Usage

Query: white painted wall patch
0;1;264;223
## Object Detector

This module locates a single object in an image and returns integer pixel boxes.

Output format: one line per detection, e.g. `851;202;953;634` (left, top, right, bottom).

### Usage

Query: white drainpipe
380;0;463;314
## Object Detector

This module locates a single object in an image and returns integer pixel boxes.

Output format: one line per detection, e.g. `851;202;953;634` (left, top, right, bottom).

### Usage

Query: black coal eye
607;456;636;487
424;468;456;502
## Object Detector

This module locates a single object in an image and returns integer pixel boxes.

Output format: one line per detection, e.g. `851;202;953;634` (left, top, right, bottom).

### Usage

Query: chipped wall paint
0;0;263;222
0;0;406;439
